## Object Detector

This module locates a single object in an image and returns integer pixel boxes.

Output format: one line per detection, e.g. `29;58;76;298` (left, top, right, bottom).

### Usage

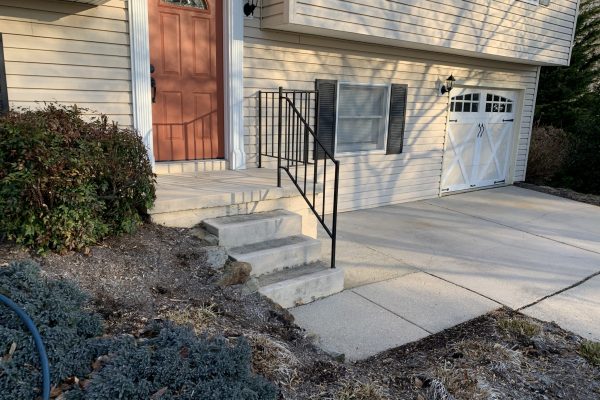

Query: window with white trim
336;83;389;153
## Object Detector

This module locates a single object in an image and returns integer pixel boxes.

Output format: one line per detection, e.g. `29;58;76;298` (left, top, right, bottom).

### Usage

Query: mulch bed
516;182;600;207
1;224;599;399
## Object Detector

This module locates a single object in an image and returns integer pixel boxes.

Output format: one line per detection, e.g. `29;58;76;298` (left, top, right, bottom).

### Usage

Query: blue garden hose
0;293;50;400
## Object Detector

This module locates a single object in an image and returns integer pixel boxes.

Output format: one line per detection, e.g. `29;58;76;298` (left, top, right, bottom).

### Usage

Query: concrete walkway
292;186;600;361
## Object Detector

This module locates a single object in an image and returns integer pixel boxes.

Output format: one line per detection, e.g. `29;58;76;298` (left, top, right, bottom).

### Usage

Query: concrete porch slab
291;290;429;361
522;274;600;341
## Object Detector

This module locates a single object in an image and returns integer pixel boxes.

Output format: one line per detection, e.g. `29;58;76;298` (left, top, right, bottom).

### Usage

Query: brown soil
516;182;600;207
1;224;599;399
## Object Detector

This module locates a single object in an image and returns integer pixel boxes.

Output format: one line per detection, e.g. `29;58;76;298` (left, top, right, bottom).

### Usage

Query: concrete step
258;262;345;308
202;210;302;248
229;235;321;277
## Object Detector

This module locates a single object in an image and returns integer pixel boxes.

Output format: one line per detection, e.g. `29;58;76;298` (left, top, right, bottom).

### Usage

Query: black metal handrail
258;87;340;269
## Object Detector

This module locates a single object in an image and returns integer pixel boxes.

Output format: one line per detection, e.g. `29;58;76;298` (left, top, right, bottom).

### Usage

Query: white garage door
441;89;517;193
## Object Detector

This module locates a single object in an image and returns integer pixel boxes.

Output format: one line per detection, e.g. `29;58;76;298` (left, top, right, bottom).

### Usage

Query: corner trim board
128;0;155;168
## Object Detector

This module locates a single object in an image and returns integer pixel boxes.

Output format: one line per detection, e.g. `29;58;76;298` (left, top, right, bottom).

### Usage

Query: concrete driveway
292;186;600;360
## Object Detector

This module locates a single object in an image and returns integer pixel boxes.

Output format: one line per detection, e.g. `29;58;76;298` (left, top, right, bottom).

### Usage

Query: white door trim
128;0;154;167
223;0;246;170
128;0;246;170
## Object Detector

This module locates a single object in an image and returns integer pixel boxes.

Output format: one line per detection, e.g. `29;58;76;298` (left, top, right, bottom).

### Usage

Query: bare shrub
526;125;569;184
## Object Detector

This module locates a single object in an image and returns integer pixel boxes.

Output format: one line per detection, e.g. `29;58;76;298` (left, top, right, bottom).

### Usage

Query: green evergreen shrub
0;105;155;253
0;260;104;399
0;261;279;400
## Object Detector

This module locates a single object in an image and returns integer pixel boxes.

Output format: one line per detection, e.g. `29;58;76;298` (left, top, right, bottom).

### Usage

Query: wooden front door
148;0;224;161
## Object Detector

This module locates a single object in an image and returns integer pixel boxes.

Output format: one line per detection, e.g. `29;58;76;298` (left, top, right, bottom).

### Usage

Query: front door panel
148;0;224;161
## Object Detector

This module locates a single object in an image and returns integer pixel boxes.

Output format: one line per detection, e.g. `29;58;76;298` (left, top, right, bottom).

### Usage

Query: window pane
337;118;384;152
455;102;463;112
506;104;512;112
473;93;480;101
337;84;388;153
472;103;479;112
338;85;386;116
464;103;471;112
450;102;455;112
464;94;472;101
162;0;208;8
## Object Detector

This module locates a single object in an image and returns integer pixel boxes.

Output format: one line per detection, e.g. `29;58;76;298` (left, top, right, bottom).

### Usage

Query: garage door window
486;93;513;113
336;83;390;154
450;93;480;112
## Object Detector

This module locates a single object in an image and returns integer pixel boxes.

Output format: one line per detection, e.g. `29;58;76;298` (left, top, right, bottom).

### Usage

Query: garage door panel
442;89;517;193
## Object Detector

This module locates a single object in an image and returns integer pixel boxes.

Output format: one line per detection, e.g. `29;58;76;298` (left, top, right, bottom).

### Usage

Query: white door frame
439;84;524;196
128;0;246;171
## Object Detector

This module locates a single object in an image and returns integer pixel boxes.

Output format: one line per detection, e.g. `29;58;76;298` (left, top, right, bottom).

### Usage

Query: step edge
228;236;321;258
259;267;343;290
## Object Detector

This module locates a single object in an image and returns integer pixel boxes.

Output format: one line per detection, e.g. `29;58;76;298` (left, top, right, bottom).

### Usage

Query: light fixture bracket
244;0;257;17
441;74;456;95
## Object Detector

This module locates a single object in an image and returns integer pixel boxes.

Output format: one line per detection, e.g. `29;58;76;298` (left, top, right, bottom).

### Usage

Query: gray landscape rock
203;246;229;270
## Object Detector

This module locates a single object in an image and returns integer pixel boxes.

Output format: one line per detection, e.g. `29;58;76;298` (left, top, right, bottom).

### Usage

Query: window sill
335;149;387;158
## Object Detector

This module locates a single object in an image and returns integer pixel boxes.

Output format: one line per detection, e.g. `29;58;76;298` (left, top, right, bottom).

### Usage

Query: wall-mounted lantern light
440;74;456;95
244;0;257;17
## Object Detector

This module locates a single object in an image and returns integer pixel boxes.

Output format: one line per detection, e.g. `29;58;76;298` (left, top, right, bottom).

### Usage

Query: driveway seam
417;270;507;308
350;290;434;334
353;238;507;310
518;269;600;311
424;201;600;257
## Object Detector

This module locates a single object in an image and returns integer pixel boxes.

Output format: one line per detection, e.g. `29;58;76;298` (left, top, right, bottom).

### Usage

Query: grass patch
579;340;600;366
247;332;301;388
497;317;541;338
161;303;219;333
333;379;388;400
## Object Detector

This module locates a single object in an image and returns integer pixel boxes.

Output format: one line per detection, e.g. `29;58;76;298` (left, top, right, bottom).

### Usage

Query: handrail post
258;90;262;168
331;160;340;269
277;87;283;187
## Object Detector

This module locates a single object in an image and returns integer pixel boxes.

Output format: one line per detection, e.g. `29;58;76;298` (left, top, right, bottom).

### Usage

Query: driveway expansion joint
350;289;433;335
518;269;600;311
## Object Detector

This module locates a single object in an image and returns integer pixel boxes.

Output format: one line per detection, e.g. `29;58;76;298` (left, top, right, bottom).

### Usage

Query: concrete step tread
258;262;345;308
228;235;319;256
204;209;296;225
257;261;331;287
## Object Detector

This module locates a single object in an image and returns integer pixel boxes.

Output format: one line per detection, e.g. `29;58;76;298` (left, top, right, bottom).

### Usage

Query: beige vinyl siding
244;14;538;212
261;0;578;66
0;0;132;126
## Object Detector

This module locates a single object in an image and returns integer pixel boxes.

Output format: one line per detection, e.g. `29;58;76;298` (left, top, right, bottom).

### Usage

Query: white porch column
223;0;247;170
128;0;154;168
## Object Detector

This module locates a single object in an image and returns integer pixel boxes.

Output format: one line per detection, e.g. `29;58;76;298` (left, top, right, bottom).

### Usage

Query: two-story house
0;0;581;307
